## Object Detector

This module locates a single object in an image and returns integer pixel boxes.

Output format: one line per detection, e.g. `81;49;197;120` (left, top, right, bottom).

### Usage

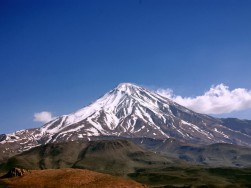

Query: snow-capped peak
58;83;166;128
115;82;142;93
39;82;176;139
1;83;251;157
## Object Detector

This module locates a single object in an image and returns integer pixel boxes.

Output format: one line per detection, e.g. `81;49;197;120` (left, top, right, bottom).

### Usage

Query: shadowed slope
0;140;172;176
1;139;251;187
73;140;171;175
0;141;88;171
150;139;251;167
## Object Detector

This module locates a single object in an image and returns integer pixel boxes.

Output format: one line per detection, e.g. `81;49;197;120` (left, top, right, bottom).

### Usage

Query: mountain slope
135;138;251;167
2;140;251;187
220;118;251;136
1;83;251;157
0;140;172;176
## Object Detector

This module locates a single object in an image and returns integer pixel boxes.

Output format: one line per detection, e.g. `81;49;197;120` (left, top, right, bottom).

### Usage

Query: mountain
0;140;173;175
1;140;251;188
220;118;251;136
2;138;251;173
1;83;251;158
133;138;251;167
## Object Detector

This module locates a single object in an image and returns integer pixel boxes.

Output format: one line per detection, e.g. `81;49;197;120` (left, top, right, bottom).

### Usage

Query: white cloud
156;84;251;114
34;111;55;123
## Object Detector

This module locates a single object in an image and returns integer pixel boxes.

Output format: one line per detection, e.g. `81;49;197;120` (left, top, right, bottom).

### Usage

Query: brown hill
0;168;146;188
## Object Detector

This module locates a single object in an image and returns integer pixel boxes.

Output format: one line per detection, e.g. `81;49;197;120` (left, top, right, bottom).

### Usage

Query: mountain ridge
1;83;251;158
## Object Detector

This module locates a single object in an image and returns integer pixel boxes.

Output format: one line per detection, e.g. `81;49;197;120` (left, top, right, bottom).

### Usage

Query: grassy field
0;168;146;188
1;167;250;188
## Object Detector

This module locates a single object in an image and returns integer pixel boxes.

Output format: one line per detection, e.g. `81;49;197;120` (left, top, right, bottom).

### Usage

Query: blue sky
1;0;251;133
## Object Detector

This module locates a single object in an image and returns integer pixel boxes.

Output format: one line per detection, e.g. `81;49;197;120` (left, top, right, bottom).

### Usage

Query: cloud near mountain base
156;84;251;114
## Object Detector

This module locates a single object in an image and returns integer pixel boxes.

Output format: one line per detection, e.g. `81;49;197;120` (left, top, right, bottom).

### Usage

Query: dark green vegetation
1;139;251;187
129;166;251;188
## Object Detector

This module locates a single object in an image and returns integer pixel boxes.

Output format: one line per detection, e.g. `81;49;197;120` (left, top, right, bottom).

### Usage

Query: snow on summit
1;83;251;157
